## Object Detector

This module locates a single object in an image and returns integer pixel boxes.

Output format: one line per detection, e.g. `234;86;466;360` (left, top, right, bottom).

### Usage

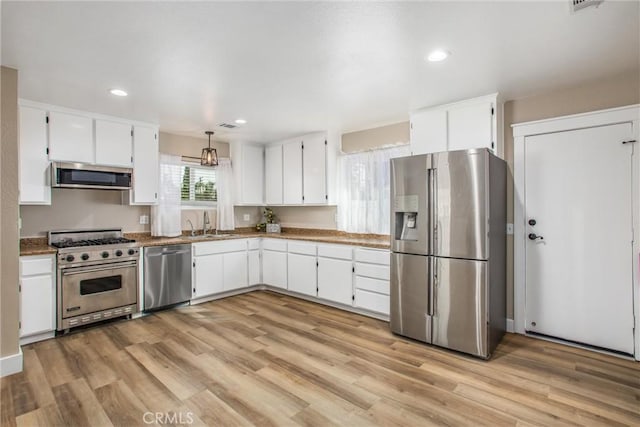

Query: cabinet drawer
262;238;287;252
354;248;390;265
193;239;246;256
317;244;352;260
355;276;389;295
354;289;389;315
20;256;53;277
248;239;260;250
355;263;390;281
287;241;316;256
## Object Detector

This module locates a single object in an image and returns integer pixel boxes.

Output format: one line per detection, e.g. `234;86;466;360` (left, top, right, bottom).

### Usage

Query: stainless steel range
50;228;140;331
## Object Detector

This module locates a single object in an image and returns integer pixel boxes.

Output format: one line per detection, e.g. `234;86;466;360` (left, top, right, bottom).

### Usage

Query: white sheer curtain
337;145;411;234
151;154;182;237
216;158;235;231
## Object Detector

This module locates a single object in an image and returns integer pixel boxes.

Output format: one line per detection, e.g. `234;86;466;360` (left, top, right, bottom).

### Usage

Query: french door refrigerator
390;149;507;358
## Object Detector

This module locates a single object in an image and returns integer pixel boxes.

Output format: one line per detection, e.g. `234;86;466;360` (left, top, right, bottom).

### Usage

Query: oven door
61;261;137;318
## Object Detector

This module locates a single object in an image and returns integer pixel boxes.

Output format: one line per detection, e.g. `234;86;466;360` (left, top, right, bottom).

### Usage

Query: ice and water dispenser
394;195;419;241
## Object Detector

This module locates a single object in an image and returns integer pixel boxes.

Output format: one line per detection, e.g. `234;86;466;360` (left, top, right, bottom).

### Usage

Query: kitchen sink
187;234;237;240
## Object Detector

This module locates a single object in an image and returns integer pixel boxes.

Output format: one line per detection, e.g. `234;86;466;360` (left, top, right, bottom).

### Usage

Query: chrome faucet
186;219;196;236
203;211;210;235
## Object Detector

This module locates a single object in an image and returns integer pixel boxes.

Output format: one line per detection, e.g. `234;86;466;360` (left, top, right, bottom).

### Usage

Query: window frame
180;161;217;209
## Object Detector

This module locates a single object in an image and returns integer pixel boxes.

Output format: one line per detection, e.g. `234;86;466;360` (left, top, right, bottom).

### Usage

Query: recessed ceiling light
109;89;128;97
235;119;247;125
426;50;450;62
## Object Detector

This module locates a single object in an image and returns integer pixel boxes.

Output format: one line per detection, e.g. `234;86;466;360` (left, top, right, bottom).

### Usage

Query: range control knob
115;250;123;257
81;253;89;261
65;255;75;262
101;251;109;259
128;249;136;256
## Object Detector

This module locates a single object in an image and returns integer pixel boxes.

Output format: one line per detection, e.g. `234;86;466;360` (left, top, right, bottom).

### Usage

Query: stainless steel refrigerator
390;148;506;359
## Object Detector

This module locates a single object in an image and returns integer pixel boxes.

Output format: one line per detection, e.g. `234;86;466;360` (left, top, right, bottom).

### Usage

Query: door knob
528;219;536;226
528;233;543;241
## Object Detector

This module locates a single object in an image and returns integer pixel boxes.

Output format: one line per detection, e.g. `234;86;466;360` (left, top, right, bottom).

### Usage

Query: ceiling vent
571;0;603;12
218;123;237;129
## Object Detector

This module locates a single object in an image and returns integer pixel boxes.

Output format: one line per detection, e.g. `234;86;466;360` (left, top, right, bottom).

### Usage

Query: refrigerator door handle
429;256;435;316
428;168;437;254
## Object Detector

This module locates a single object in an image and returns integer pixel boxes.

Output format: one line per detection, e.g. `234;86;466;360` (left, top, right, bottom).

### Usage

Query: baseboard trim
20;331;55;346
0;348;23;377
506;318;515;333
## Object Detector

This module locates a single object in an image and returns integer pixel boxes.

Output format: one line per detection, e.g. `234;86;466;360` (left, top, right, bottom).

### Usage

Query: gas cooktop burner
52;237;135;249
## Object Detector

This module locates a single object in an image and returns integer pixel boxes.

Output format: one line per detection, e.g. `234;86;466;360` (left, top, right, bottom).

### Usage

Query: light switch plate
140;215;149;225
243;214;251;221
506;223;514;235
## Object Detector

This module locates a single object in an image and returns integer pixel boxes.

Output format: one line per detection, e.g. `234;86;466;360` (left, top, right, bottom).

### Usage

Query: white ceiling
2;1;638;143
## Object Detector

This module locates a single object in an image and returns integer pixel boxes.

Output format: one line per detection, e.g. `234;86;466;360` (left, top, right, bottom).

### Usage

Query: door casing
513;104;640;360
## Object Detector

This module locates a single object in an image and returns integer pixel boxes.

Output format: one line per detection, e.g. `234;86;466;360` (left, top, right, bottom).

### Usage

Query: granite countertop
127;227;391;250
20;238;57;256
20;228;390;256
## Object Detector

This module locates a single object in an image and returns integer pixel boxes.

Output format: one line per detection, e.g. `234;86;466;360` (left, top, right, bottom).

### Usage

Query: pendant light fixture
200;130;218;167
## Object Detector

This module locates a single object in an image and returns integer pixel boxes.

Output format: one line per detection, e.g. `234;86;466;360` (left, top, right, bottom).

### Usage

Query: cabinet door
248;250;261;285
262;250;287;289
95;119;133;167
19;106;51;205
287;253;317;296
223;251;248;291
265;145;283;205
317;257;353;305
48;111;94;163
20;275;55;337
447;101;494;151
282;141;303;204
240;145;264;204
302;134;326;204
410;108;447;155
131;126;159;204
193;254;224;297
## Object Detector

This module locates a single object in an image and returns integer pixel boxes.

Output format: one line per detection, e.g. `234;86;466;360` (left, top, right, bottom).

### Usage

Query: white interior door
524;123;634;354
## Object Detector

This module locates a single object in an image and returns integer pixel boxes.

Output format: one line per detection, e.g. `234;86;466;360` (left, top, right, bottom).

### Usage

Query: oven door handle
61;261;137;276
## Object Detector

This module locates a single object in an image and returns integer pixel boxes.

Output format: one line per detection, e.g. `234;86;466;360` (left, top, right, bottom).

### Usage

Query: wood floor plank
3;291;638;427
15;404;65;427
94;380;149;427
51;378;113;427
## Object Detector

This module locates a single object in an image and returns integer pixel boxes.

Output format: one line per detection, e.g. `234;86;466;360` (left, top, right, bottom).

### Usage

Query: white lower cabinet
262;239;288;289
354;248;390;315
288;253;317;296
192;239;249;299
193;253;224;297
248;238;261;285
317;244;353;306
262;250;287;289
189;237;389;319
19;255;56;342
223;251;248;291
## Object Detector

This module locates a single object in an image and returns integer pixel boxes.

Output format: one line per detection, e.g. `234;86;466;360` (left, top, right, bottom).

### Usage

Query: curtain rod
340;142;410;155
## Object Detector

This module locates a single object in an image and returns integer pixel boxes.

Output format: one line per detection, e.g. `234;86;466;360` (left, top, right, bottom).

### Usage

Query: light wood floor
1;291;639;426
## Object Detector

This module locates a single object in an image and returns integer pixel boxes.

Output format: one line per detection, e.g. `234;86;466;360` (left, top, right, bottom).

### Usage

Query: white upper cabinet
302;134;327;204
270;131;335;206
18;106;51;205
265;144;283;205
95;119;133;167
231;142;264;205
48;111;94;163
410;108;447;155
130;126;159;205
283;140;303;204
447;100;494;151
410;93;502;157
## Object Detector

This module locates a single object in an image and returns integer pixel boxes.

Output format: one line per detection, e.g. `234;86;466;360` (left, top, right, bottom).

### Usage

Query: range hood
51;162;133;190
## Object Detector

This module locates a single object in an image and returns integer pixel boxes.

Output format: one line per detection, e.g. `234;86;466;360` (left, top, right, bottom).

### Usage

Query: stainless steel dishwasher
144;244;192;311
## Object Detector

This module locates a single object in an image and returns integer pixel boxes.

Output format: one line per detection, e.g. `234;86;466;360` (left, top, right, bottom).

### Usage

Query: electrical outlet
140;215;149;225
243;214;251;221
506;223;514;235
